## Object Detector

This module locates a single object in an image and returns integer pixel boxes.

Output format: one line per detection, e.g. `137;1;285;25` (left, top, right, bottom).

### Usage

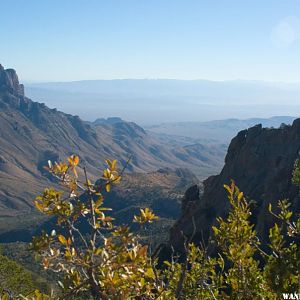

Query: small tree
264;158;300;294
29;156;162;299
212;182;274;299
162;243;224;299
266;200;300;294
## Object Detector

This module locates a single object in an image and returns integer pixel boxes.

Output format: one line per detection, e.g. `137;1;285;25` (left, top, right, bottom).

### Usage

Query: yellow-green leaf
58;234;68;246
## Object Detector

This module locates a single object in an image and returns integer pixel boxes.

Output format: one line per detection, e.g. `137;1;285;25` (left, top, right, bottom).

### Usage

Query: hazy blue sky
1;0;300;82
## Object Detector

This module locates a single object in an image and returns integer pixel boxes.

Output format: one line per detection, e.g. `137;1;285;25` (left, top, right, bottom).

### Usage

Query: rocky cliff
0;65;24;96
165;121;300;254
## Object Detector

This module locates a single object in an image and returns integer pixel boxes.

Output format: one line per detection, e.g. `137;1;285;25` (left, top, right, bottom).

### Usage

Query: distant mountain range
25;79;300;124
146;116;296;144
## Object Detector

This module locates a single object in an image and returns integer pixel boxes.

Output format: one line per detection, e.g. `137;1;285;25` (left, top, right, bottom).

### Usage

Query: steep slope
0;64;221;219
164;121;300;254
0;64;117;216
104;168;199;222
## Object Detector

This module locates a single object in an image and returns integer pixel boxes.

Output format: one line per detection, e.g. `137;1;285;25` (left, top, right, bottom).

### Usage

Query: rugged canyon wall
164;121;300;255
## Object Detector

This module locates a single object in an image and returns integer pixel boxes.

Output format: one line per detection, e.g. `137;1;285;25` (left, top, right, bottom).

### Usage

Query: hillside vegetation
0;253;50;297
1;154;297;300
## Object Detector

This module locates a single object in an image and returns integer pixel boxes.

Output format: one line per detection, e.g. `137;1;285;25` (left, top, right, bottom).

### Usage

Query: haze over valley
26;80;300;125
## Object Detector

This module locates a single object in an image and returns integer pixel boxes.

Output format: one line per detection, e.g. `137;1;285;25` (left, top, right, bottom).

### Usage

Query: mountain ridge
0;64;223;218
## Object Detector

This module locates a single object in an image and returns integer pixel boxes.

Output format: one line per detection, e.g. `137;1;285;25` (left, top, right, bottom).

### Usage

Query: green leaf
145;268;155;279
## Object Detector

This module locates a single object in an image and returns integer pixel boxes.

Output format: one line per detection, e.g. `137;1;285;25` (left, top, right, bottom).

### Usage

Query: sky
1;0;300;82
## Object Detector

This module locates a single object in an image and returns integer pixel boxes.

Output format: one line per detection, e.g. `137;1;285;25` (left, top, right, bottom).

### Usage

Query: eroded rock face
0;65;24;96
166;121;300;254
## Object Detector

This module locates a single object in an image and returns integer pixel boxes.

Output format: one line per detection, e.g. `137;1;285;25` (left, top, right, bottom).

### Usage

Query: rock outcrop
165;121;300;254
181;185;200;214
0;64;24;96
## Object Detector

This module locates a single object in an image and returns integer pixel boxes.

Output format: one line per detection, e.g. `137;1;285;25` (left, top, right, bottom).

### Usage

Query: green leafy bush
0;254;35;297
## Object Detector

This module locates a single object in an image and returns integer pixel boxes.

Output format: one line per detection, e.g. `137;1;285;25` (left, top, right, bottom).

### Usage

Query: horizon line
23;78;300;85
